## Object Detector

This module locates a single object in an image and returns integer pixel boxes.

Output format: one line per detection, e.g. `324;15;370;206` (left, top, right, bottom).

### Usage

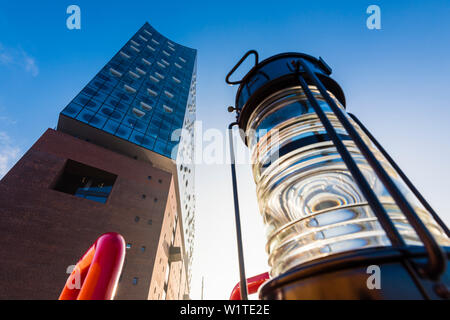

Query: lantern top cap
226;51;346;136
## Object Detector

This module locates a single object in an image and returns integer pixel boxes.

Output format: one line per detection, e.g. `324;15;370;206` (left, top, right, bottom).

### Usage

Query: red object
59;232;126;300
230;272;270;300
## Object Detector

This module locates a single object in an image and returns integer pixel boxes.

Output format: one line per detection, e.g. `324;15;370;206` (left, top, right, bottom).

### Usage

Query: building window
130;45;140;53
120;51;130;59
124;84;136;94
163;105;173;114
147;88;158;96
53;160;117;204
133;277;138;285
141;246;146;253
132;108;145;118
150;76;160;83
164;91;174;99
142;58;151;66
140;102;152;111
136;67;146;75
129;71;140;79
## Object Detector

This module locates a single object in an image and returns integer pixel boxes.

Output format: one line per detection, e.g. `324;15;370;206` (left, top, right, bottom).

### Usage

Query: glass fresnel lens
227;52;450;299
247;85;449;277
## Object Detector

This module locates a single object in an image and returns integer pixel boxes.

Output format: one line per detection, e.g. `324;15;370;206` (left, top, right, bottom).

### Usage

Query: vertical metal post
228;122;248;300
296;74;406;248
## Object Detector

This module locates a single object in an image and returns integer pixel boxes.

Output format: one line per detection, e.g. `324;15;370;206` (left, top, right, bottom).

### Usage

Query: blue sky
0;0;449;299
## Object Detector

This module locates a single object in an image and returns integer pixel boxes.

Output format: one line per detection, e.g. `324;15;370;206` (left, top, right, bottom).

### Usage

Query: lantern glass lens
247;86;450;276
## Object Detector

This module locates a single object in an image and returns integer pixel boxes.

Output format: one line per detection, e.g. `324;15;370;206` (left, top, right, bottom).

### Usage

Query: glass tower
58;22;197;288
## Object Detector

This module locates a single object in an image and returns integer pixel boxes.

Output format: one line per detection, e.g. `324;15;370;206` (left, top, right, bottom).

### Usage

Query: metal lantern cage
226;51;450;300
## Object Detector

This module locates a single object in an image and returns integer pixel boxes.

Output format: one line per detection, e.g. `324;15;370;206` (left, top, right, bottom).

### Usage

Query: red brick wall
0;129;186;300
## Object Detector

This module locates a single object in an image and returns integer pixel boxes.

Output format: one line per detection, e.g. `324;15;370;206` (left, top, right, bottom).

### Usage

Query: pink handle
59;232;126;300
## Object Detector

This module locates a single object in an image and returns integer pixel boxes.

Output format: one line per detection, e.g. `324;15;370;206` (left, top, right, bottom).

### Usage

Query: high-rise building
0;22;196;300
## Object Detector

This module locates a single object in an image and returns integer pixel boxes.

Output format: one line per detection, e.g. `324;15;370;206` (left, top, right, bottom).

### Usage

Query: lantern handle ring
226;50;259;85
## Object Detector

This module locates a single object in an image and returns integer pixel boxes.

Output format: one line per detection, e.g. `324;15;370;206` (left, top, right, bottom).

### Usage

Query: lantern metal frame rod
228;121;249;300
295;73;405;248
348;112;450;238
296;59;446;280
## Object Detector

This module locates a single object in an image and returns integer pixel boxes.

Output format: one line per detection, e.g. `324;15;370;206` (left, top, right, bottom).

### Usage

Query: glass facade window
53;160;117;204
61;22;196;160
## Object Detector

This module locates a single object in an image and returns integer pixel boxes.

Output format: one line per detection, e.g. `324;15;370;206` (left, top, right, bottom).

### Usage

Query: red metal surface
59;232;126;300
230;272;270;300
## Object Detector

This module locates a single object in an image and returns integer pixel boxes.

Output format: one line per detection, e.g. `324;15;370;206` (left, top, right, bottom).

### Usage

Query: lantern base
259;246;450;300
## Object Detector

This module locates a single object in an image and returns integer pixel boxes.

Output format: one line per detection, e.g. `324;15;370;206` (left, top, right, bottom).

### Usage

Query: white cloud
0;132;20;178
23;54;39;77
0;45;13;65
0;116;17;125
0;43;39;77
